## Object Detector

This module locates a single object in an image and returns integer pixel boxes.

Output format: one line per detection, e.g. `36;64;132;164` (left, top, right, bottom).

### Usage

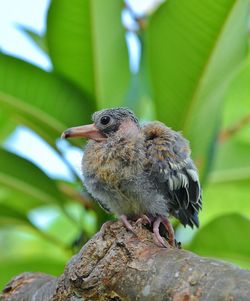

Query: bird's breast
82;139;145;187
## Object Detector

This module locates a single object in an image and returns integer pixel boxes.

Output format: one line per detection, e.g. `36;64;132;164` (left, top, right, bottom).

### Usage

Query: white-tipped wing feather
143;122;202;228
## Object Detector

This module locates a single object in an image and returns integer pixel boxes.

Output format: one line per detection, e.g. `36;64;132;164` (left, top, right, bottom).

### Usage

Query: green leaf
211;59;250;180
202;139;250;226
223;61;250;129
189;214;250;268
211;138;250;183
47;0;130;107
0;148;65;206
0;53;94;146
0;204;30;226
0;226;69;261
0;110;16;143
0;257;65;291
0;188;48;214
201;179;250;225
197;58;250;225
124;37;155;120
145;0;250;177
30;204;83;244
17;25;48;53
200;59;250;225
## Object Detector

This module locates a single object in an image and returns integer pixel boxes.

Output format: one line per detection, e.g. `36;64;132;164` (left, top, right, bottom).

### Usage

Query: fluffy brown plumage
62;108;202;247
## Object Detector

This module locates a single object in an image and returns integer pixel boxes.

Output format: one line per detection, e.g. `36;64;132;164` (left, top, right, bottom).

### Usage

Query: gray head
92;108;139;136
62;107;139;141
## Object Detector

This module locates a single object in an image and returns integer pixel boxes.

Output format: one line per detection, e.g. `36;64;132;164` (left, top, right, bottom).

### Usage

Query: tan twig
58;183;93;208
219;112;250;142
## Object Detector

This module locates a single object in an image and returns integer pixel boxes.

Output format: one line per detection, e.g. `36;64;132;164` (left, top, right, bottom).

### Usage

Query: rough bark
1;221;250;301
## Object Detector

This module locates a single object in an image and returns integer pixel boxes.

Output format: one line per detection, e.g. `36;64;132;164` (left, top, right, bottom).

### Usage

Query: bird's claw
153;216;175;248
119;215;176;248
120;215;137;235
153;232;168;248
135;215;152;226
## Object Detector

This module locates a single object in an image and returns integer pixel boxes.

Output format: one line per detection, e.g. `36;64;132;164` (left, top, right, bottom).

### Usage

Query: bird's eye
100;115;111;125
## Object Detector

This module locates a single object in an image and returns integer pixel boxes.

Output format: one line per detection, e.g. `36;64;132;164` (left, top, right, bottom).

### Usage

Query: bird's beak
61;124;106;141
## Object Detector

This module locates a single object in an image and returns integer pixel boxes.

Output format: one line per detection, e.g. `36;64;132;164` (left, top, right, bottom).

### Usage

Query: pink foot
153;217;168;247
135;215;152;226
120;214;136;234
153;216;175;248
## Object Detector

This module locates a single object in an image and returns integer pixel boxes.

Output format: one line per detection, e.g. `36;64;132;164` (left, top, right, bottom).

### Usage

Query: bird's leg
135;214;152;226
120;214;135;234
160;216;175;247
153;217;168;247
153;216;175;248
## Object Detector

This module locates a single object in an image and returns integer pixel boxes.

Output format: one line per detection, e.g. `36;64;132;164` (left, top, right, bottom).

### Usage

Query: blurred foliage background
1;0;250;289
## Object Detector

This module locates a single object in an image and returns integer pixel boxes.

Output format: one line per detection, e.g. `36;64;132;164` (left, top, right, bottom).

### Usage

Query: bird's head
61;107;139;142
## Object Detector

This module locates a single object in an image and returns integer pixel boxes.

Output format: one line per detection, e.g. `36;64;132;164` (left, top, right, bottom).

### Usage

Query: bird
62;107;202;247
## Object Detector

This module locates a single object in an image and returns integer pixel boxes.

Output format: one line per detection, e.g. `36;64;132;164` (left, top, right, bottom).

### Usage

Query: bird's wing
143;122;202;228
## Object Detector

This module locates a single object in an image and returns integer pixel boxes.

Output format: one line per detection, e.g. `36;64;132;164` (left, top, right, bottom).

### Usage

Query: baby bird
62;108;202;247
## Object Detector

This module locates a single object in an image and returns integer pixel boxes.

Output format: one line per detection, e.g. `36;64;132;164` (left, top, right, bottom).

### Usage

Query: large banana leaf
0;257;65;291
213;58;250;177
124;35;155;120
0;226;69;261
0;54;94;146
0;111;16;143
0;225;70;290
0;204;30;226
201;178;250;225
145;0;250;177
222;57;250;129
189;214;250;268
200;58;250;224
47;0;130;108
0;187;55;214
0;148;65;207
17;25;48;54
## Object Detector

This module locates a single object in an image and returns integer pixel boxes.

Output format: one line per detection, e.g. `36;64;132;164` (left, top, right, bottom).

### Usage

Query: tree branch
1;221;250;301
